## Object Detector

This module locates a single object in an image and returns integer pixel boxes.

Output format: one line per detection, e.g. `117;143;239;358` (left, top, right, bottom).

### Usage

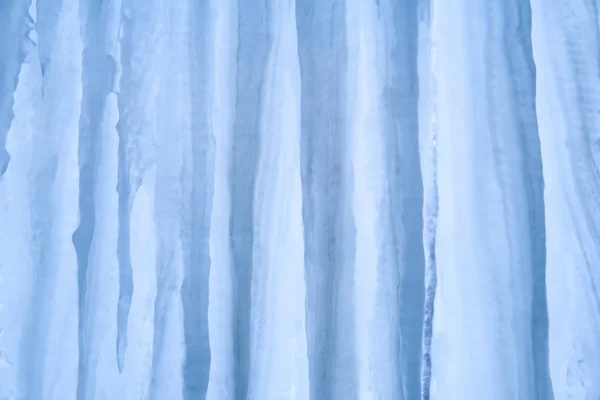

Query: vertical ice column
246;1;309;399
428;0;549;398
19;0;81;398
74;0;123;397
0;2;39;398
230;1;267;398
148;0;191;397
0;0;33;177
345;0;404;398
530;1;600;398
417;2;437;399
296;1;352;399
206;0;238;398
115;0;163;396
179;0;215;397
384;1;426;398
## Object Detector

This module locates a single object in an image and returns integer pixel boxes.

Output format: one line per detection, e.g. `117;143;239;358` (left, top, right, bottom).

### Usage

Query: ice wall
1;0;599;399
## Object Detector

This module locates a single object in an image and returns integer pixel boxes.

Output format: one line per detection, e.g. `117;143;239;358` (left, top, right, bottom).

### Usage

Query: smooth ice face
0;1;599;400
530;1;600;398
425;0;550;398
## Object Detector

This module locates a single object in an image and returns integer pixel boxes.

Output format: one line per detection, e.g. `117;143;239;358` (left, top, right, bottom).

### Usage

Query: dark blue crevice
229;2;267;398
180;1;213;397
296;1;348;398
387;1;426;399
73;1;116;397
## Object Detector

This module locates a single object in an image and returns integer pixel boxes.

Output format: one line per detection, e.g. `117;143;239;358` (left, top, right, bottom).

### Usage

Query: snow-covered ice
1;0;599;399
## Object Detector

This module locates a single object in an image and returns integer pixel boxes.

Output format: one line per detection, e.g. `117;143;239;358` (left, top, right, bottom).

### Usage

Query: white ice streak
531;1;600;398
346;1;401;398
246;1;309;399
428;0;546;398
206;0;238;398
25;0;81;397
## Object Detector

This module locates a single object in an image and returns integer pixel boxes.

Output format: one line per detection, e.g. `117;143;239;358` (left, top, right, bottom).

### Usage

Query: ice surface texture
0;0;598;399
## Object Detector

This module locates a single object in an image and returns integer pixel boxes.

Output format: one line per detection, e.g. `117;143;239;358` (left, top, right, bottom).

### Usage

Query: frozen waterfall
1;0;600;399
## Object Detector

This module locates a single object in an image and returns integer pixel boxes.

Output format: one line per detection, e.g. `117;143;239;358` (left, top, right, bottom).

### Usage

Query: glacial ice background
0;0;599;399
